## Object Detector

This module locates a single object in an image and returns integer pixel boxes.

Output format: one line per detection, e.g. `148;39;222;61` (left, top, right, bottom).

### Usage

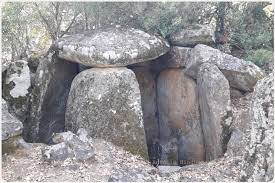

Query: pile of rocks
42;129;95;161
3;24;267;168
130;24;265;165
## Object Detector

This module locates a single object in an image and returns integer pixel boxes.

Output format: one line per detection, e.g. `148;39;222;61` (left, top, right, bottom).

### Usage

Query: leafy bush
245;49;273;67
138;4;185;37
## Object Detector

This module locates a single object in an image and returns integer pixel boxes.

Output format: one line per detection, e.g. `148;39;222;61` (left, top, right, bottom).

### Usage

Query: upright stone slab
26;53;78;143
197;63;233;161
186;44;265;92
2;60;31;122
157;69;205;165
132;67;158;146
65;67;148;158
241;73;274;182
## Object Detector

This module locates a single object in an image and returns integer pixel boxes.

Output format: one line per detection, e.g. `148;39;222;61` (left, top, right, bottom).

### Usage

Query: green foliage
1;1;273;66
229;2;273;52
139;4;184;37
245;49;273;67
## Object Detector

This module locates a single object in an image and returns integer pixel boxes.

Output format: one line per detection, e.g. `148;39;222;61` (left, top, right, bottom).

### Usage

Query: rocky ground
2;138;242;182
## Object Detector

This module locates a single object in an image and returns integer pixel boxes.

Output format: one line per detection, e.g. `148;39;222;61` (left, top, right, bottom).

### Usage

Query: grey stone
131;67;158;147
77;128;91;143
226;129;245;157
152;47;192;70
44;130;95;161
16;138;32;150
241;73;274;182
26;53;78;143
186;44;265;92
2;98;23;141
157;69;205;165
197;63;233;161
158;166;181;176
56;26;170;67
53;131;95;161
168;24;215;47
65;67;148;158
230;88;244;98
42;142;71;161
2;60;31;122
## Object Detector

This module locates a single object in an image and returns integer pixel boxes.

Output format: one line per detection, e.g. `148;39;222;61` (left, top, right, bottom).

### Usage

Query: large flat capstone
56;26;170;67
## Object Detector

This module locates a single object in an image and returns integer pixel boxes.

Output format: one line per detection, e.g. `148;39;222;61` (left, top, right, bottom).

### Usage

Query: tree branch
34;3;56;40
60;12;80;38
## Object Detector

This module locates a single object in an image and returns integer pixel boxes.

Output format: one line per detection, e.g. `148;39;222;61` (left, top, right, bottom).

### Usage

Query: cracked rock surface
186;44;265;92
65;67;148;158
55;26;170;67
241;73;274;181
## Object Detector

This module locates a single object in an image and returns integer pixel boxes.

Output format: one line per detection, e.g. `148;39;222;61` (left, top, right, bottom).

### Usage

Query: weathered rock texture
2;98;24;154
157;69;205;165
65;67;148;158
241;73;274;182
56;26;170;67
150;47;192;71
225;129;245;157
186;44;265;92
42;130;95;161
197;63;233;161
168;24;215;47
2;98;23;141
2;60;31;122
226;93;252;157
2;139;243;182
26;53;78;143
132;67;158;146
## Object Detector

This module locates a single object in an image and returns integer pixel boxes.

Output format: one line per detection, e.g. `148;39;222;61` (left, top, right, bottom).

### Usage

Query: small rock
42;142;71;161
53;131;95;160
168;24;215;47
158;166;181;176
16;138;32;150
77;128;90;143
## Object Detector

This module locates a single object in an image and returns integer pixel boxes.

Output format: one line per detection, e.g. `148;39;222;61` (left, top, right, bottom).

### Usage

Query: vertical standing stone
2;60;31;122
197;63;232;161
132;67;159;147
65;67;148;158
157;69;205;165
241;73;274;182
27;53;79;143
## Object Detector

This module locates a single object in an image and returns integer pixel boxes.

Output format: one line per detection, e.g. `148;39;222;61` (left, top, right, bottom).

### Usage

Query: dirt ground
2;138;242;182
